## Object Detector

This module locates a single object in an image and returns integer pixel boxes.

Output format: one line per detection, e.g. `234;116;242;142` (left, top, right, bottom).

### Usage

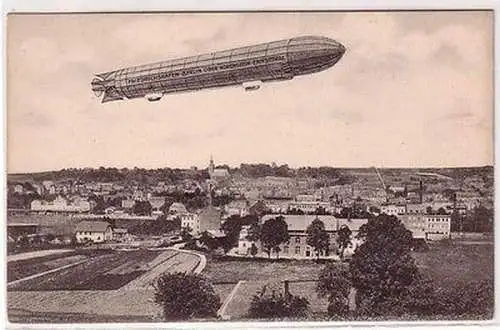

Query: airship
91;35;346;103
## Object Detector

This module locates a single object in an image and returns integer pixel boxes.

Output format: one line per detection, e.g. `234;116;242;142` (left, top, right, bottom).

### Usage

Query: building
399;214;427;239
399;214;451;240
425;214;451;240
180;213;200;235
208;156;230;181
295;194;318;202
244;215;368;259
74;221;113;243
380;204;406;216
224;199;249;218
237;225;260;255
112;228;131;242
31;196;91;213
405;203;426;215
149;196;166;211
288;201;332;214
199;206;222;233
13;184;24;194
248;200;269;216
121;199;135;209
169;202;188;215
7;223;40;239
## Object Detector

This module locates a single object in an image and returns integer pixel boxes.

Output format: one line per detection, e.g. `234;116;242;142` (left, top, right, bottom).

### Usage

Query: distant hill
7;165;493;184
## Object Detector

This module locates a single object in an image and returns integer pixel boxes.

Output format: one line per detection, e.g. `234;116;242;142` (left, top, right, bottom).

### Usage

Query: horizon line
7;163;494;176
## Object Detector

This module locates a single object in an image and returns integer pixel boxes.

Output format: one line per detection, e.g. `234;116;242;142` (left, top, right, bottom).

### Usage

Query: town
7;158;494;249
6;159;494;322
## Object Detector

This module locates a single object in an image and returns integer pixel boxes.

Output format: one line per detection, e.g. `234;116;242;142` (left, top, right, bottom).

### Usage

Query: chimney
419;180;423;204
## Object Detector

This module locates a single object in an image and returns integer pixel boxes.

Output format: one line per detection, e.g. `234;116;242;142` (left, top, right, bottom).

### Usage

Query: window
295;237;301;244
295;246;301;254
284;246;289;254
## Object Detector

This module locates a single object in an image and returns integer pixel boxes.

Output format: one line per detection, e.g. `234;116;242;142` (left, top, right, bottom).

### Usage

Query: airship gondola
91;36;346;103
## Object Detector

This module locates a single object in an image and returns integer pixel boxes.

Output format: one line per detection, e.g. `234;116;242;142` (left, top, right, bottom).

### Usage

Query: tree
250;243;259;258
246;222;261;242
199;231;221;251
45;233;56;243
133;200;152;216
248;283;309;319
287;208;304;215
154;272;221;320
220;215;244;253
260;216;290;259
437;207;448;215
349;214;422;316
306;217;330;259
180;226;193;241
316;263;351;317
337;225;352;261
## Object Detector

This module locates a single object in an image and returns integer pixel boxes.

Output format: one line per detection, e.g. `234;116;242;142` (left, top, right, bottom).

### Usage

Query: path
8;249;74;262
7;259;88;287
217;280;245;320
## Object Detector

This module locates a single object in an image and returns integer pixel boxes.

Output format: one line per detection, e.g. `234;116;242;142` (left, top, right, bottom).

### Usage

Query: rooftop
75;220;111;233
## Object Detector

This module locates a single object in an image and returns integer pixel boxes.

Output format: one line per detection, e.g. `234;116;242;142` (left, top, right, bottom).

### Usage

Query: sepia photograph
4;10;495;325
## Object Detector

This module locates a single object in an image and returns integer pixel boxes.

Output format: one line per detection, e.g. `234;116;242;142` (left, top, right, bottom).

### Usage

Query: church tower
209;155;215;177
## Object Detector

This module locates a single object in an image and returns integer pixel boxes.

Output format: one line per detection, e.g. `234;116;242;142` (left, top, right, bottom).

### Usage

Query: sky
6;11;494;173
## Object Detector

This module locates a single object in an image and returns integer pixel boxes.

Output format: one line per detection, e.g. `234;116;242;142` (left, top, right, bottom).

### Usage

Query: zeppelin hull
92;36;346;103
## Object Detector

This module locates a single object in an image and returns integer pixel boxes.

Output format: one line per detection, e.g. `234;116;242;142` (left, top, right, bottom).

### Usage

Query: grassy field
203;257;325;283
412;241;494;287
203;241;495;320
203;257;329;319
7;249;111;282
8;249;163;291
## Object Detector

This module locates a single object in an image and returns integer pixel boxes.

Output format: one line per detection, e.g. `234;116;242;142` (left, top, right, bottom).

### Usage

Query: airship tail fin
101;87;125;103
94;72;115;81
92;75;123;103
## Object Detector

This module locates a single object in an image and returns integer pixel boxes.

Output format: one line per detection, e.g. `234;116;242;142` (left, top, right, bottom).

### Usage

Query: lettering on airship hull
92;36;346;103
126;55;287;85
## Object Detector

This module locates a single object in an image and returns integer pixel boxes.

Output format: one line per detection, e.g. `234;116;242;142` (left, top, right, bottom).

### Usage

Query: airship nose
326;39;346;61
287;36;346;75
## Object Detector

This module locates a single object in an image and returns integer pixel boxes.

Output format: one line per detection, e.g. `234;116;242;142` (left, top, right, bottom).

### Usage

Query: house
74;221;113;243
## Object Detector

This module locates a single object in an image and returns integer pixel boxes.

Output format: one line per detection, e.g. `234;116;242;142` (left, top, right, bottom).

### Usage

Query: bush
153;272;221;320
327;298;349;317
248;283;309;319
316;263;351;317
435;279;494;318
